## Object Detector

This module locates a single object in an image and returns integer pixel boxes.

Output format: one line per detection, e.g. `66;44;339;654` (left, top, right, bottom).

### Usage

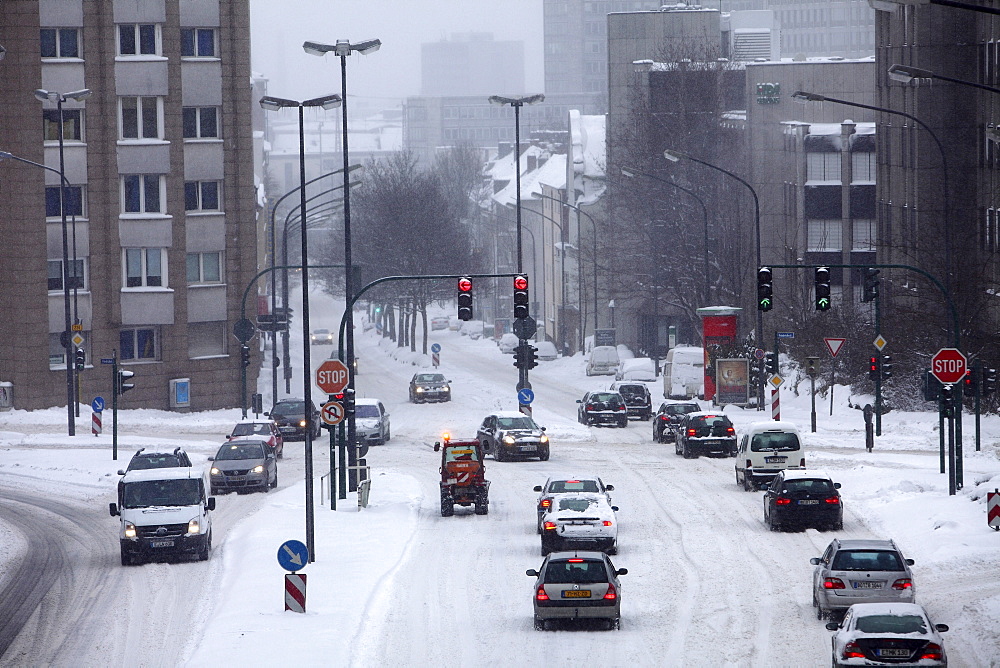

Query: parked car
310;328;334;345
675;412;737;458
408;373;451;403
460;319;484;339
652;401;701;443
826;603;947;668
534;475;614;533
811;538;916;620
117;447;192;475
615;357;657;381
577;391;628;427
355;398;391;445
227;419;283;458
267;398;321;440
526;551;628;631
540;493;619;555
431;316;450;331
534;340;559;361
763;469;843;531
735;420;806;491
609;381;653;421
586;345;620;376
498;332;519;354
208;439;277;494
476;411;549;461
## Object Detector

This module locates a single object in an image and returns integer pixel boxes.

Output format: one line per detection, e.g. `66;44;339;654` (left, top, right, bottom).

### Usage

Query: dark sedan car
651;401;701;443
408;373;452;403
477;411;550;461
675;412;737;458
267;398;320;440
763;469;843;531
577;391;628;427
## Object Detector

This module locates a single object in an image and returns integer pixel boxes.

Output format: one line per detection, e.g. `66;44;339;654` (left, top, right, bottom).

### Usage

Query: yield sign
824;338;846;358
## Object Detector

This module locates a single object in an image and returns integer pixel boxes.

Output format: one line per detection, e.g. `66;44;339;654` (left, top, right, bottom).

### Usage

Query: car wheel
534;616;545;631
743;473;754;492
618;418;627;428
766;508;778;531
608;544;618;556
120;546;133;566
440;492;454;517
682;442;694;459
375;437;385;446
385;427;391;442
495;445;505;462
538;447;550;462
271;470;278;489
675;440;682;456
198;534;211;561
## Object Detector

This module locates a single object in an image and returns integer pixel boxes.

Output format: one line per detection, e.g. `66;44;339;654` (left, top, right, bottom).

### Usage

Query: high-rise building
421;32;525;97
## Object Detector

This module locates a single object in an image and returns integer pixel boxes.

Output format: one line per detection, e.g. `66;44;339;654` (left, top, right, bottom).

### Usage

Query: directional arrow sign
277;539;309;572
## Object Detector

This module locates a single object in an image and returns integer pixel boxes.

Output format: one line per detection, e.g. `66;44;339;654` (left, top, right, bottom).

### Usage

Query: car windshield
664;404;698;415
549;479;600;493
122;478;201;508
693;416;731;428
855;614;928;635
556;497;599;513
445;447;480;463
832;550;904;571
128;455;182;470
313;329;329;335
356;404;380;418
783;479;834;493
272;402;304;416
232;423;272;437
216;443;265;460
415;374;444;383
497;416;536;430
544;560;608;584
751;432;799;451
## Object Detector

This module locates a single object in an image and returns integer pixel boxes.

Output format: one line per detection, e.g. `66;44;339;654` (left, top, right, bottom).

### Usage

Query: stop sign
316;359;350;394
930;348;967;385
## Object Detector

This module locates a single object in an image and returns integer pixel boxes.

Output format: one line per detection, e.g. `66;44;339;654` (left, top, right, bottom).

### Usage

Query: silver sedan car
811;538;916;620
526;551;627;631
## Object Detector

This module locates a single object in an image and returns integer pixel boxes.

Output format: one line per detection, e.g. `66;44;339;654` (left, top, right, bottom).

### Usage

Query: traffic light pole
874;283;883;437
112;350;118;461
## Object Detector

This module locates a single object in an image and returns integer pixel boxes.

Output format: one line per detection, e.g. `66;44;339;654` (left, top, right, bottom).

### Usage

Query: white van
734;420;806;491
663;346;704;399
110;467;215;565
586;345;620;376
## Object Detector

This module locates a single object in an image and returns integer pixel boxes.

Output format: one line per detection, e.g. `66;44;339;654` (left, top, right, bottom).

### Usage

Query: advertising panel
715;359;750;406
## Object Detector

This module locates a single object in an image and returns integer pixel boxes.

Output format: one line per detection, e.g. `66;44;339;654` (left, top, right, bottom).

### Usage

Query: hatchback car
609;381;653;421
540;493;619;555
209;439;277;494
763;469;842;531
826;603;948;668
310;328;334;345
577;391;628;427
477;411;550;461
267;398;320;440
526;551;628;631
534;476;614;533
227;419;283;458
811;538;916;620
355;398;391;445
652;401;701;443
408;373;451;403
675;412;737;458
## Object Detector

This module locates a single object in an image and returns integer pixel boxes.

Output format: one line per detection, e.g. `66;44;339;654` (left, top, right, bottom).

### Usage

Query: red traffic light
457;277;472;292
514;275;528;291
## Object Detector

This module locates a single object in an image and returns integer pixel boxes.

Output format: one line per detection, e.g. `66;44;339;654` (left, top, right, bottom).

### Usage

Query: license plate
519;445;536;451
230;475;246;481
562;590;591;598
798;499;820;505
765;456;787;463
853;581;883;589
150;540;174;548
876;648;910;658
279;427;295;433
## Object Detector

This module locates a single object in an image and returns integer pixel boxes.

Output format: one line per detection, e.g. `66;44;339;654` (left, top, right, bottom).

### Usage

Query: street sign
316;359;349;394
930;348;967;385
233;318;256;343
100;358;115;365
277;539;309;572
873;335;888;351
71;333;85;347
769;374;784;387
754;348;765;360
431;343;441;354
91;396;105;412
824;338;846;358
321;401;345;425
518;388;535;405
513;316;537;340
71;323;83;332
777;332;795;339
988;490;1000;531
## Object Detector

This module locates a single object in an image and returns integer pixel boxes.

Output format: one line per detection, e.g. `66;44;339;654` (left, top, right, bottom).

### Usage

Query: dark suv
675;412;737;458
609;381;652;421
577;391;628;427
652;401;700;443
267;398;321;440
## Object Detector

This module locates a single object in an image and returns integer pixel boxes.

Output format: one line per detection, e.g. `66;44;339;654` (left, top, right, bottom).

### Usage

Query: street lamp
888;64;1000;95
621;166;712;305
302;37;381;464
488;94;545;274
663;148;763;408
868;0;1000;14
508;202;568;352
259;92;342;563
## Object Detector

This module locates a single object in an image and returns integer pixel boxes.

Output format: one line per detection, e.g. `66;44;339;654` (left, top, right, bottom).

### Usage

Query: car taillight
540;498;552;509
687;428;696;436
603;582;617;600
824;497;840;504
603;520;613;527
726;427;735;434
543;521;557;531
775;497;791;505
891;578;912;590
567;558;584;563
918;643;943;660
659;415;668;421
587;405;595;411
536;587;549;601
842;642;865;659
823;577;846;590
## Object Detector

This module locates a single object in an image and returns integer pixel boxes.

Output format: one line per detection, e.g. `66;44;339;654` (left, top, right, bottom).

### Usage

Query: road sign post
316;359;350;395
931;348;967;496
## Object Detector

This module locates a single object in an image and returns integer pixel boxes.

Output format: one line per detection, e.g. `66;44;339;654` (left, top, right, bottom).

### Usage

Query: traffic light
527;344;539;370
756;267;773;312
343;388;356;417
922;370;941;401
74;348;85;371
513;274;529;319
512;344;524;369
868;356;879;382
116;369;135;396
862;268;880;303
457;276;473;321
240;345;251;368
251;393;263;415
765;351;778;376
983;367;998;396
881;353;892;380
806;357;818;376
815;267;831;311
940;384;955;417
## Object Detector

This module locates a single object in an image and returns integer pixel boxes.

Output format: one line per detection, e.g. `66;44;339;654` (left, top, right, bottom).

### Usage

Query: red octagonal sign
930;348;967;385
316;359;350;394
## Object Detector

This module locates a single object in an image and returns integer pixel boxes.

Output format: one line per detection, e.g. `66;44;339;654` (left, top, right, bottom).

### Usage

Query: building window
184;181;221;211
182;107;219;139
43;109;83;142
45;185;84;217
119;96;162;140
40;28;80;58
853;219;876;251
118;24;160;56
48;259;86;291
186;251;222;284
807;219;842;251
851;152;875;182
181;28;217;57
807;152;841;181
188;321;226;358
124;248;165;287
122;175;163;214
120;327;158;361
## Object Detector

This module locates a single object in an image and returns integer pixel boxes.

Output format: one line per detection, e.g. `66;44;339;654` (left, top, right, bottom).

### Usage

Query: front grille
223;468;251;475
138;523;187;539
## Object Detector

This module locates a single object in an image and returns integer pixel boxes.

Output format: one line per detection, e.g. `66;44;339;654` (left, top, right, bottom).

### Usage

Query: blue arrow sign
518;388;535;405
277;539;309;572
431;343;441;353
91;396;105;413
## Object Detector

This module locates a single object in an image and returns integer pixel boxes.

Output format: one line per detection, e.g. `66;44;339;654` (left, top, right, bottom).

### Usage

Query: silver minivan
734;420;805;491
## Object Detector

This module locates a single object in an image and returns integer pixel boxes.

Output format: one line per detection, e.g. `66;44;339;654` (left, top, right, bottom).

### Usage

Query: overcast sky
250;0;544;105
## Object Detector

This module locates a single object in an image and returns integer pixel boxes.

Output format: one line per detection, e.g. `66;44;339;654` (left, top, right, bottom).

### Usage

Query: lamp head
0;151;13;161
791;91;824;104
34;89;53;103
489;95;514;106
302;40;332;56
888;64;933;83
259;95;300;111
521;94;545;105
64;89;92;102
303;93;343;110
662;149;683;163
620;167;636;178
354;39;382;55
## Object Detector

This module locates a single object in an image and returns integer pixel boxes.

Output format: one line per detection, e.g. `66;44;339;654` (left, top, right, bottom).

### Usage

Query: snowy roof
568;111;606;207
492;152;567;208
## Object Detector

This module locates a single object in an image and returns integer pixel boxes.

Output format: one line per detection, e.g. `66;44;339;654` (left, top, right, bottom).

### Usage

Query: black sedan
763;469;843;531
651;401;701;443
408;373;451;403
476;412;550;461
267;398;320;440
577;391;628;427
675;412;736;457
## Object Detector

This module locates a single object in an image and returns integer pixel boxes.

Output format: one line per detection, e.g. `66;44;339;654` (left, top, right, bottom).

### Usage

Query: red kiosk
696;306;742;403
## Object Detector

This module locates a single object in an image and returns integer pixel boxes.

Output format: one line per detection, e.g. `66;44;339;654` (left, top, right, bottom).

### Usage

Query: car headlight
252;464;265;474
540;434;549;444
443;386;450;392
210;467;220;475
416;387;424;393
124;521;137;539
503;435;516;445
188;517;202;534
298;419;307;428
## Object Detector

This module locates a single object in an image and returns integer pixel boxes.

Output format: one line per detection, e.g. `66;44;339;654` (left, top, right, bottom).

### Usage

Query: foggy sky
250;0;544;105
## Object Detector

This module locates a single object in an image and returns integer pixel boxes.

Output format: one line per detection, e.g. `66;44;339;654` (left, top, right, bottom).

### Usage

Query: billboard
715;358;750;406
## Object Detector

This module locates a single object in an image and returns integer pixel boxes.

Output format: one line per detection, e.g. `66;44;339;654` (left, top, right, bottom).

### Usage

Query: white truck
662;346;704;399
